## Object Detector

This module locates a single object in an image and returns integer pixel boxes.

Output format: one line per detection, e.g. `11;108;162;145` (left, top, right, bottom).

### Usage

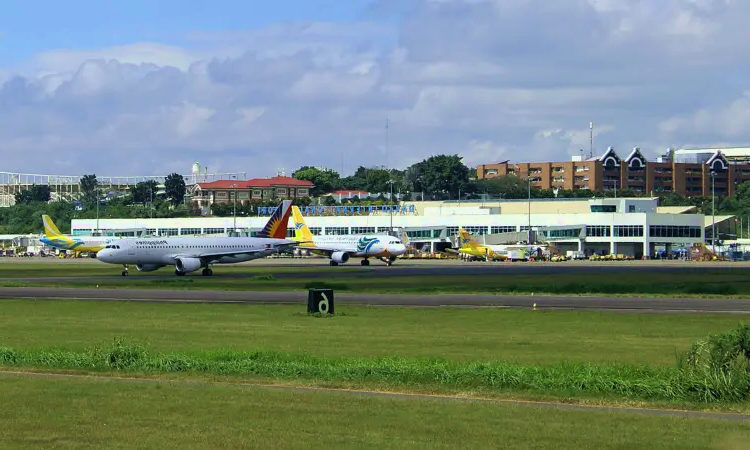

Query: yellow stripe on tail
42;215;63;237
291;206;315;247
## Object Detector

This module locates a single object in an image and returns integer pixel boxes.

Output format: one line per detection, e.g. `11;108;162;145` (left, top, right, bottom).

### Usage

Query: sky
1;0;749;178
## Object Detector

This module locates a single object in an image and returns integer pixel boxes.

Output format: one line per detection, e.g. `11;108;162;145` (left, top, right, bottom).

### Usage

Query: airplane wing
190;242;300;263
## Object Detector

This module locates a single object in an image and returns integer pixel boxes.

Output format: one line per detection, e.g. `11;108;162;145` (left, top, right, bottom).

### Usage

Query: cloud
1;0;749;178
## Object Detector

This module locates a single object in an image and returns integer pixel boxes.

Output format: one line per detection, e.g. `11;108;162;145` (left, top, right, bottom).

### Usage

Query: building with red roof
189;176;314;209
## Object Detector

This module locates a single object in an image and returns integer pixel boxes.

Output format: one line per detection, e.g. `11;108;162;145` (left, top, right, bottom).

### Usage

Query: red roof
196;177;314;190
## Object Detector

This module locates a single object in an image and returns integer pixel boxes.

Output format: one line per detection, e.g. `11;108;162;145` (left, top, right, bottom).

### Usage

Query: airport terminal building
71;197;726;259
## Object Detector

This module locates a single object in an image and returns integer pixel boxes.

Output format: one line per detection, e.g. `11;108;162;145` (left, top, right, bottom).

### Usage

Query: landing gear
360;259;370;266
202;268;213;276
121;264;129;276
175;270;186;276
329;260;339;266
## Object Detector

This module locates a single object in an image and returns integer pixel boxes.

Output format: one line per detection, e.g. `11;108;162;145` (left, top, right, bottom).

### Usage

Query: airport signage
307;288;334;315
258;204;415;216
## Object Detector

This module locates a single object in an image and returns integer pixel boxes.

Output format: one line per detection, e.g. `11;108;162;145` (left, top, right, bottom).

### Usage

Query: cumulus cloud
1;0;749;177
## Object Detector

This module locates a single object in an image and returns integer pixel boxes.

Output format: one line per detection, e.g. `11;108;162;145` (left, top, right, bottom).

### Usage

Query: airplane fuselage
97;236;295;269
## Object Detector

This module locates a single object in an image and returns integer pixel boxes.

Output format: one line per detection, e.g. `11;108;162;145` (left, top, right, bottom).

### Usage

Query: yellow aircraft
456;228;508;261
39;215;115;256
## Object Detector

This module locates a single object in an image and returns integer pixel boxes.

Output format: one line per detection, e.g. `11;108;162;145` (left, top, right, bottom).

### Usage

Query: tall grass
1;333;749;404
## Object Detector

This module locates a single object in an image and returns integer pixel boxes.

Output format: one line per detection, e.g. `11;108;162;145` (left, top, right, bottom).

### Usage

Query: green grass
3;266;750;296
0;338;749;406
0;301;744;366
2;375;748;450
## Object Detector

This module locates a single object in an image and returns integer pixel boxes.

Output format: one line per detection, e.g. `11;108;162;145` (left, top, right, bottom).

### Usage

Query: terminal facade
476;147;750;197
71;197;727;259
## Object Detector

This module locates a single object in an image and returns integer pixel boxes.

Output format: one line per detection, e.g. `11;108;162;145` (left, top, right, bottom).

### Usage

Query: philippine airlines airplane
40;215;117;256
97;200;298;276
290;206;406;266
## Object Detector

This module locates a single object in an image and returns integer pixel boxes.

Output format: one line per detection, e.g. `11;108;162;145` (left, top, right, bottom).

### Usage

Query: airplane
96;200;298;276
290;205;406;266
39;215;117;257
456;228;539;261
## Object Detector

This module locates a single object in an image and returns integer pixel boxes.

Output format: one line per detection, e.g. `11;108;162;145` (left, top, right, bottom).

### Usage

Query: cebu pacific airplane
290;206;406;266
39;215;116;256
456;228;534;261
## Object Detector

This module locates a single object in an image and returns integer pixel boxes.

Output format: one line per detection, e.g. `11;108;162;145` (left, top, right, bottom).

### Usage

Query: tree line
4;153;750;235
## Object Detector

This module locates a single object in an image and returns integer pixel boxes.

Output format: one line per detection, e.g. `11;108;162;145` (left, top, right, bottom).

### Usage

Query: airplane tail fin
291;206;314;243
457;228;481;250
256;200;293;239
42;215;63;238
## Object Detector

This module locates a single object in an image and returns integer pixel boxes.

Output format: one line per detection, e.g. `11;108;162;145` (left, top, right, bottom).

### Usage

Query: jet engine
175;257;203;274
136;264;164;272
330;251;349;264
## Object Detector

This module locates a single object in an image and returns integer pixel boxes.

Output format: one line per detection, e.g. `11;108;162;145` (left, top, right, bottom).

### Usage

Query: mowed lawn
0;300;744;366
2;263;750;296
0;374;747;450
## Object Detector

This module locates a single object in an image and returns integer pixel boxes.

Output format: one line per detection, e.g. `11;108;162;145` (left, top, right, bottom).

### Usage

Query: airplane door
128;245;136;256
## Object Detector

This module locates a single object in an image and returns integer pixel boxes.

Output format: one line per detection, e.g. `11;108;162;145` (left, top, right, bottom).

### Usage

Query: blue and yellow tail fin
256;200;293;239
291;206;316;246
42;215;63;238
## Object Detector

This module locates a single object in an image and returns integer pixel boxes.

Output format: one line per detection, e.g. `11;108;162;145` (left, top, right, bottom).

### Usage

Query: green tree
292;166;338;196
164;173;187;206
14;185;51;204
411;154;470;199
131;180;160;204
79;174;98;207
364;168;392;194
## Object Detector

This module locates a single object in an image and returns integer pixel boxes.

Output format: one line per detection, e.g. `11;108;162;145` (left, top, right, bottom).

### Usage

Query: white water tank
192;162;201;175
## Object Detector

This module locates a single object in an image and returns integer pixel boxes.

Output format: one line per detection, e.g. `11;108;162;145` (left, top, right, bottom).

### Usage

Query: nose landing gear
121;264;129;276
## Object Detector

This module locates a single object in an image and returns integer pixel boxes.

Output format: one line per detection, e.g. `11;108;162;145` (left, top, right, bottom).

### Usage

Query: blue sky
0;0;376;64
0;0;749;177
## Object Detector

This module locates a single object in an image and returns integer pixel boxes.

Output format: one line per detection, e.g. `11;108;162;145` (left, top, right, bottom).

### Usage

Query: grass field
2;264;750;296
0;300;743;366
2;301;749;409
2;375;748;450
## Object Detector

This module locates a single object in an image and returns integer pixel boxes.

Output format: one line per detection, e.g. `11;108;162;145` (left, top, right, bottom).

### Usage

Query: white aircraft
290;206;407;266
97;200;298;276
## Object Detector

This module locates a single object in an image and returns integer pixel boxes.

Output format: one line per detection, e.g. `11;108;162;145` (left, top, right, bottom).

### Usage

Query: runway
2;286;750;313
6;259;750;283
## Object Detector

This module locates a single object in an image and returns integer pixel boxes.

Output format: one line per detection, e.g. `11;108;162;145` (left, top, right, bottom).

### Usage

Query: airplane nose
391;244;406;254
96;249;110;262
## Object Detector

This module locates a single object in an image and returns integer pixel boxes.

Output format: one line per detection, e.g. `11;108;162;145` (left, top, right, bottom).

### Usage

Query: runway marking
0;370;747;421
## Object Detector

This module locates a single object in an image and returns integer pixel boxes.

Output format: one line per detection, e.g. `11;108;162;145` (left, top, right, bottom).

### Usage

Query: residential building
476;147;750;197
189;176;314;209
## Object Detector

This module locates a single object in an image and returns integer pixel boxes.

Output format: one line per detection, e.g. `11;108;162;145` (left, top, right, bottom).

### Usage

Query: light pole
149;186;153;219
710;171;716;254
388;180;394;233
526;176;533;245
95;189;100;234
230;183;238;235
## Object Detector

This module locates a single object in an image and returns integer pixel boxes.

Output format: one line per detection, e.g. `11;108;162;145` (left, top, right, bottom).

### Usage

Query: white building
71;197;716;259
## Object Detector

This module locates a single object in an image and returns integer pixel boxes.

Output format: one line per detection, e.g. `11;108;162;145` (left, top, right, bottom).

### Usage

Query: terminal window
181;228;201;235
446;226;460;236
491;226;516;234
204;228;225;235
325;227;349;235
586;226;611;237
463;226;488;235
590;205;617;213
309;227;322;236
648;225;701;238
614;225;644;237
159;228;179;236
351;227;375;234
